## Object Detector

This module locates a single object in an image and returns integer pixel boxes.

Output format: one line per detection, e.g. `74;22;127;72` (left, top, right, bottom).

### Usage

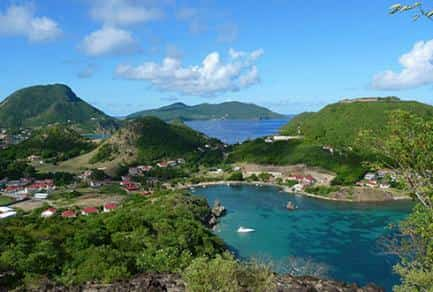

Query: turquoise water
192;184;412;291
185;118;293;144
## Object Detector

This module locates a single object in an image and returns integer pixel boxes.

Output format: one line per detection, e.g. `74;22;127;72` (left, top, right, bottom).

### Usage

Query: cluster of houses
0;178;55;201
127;158;185;177
356;170;396;189
0;128;31;149
41;202;118;219
287;174;316;192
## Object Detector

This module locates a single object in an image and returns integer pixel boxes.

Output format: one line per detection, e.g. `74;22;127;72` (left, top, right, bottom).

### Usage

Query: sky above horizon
2;0;433;116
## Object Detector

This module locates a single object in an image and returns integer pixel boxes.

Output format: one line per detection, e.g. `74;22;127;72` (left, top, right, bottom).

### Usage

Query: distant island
127;101;286;121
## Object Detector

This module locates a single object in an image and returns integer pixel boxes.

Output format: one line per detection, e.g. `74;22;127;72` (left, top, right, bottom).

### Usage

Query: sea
185;117;293;144
192;184;412;291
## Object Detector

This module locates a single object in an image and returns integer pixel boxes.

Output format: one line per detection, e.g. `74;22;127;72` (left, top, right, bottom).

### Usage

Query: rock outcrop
208;200;226;227
23;273;384;292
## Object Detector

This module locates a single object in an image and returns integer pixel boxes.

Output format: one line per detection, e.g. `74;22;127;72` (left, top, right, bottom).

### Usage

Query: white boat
237;226;255;233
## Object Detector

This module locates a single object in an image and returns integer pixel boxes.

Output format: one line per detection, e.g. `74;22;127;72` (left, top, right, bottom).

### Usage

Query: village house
103;203;117;213
34;193;49;200
61;210;76;218
287;174;315;186
157;161;169;168
26;179;55;193
78;170;93;181
123;181;140;192
0;206;16;219
364;172;377;181
41;208;56;218
81;207;99;215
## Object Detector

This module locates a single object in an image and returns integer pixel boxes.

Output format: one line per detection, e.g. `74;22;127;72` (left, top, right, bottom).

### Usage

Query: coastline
180;180;412;203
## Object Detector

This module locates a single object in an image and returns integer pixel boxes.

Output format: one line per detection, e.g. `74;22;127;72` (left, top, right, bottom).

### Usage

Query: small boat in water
237;226;255;233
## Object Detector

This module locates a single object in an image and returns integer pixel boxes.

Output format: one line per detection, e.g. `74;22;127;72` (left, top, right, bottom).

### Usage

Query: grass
0;196;14;206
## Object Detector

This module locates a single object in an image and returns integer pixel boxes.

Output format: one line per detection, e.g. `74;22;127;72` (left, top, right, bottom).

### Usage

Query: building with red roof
81;207;99;215
103;203;117;213
61;210;76;218
41;208;56;218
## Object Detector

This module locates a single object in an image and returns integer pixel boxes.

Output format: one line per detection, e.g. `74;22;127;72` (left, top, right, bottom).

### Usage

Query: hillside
127;101;285;121
1;125;95;162
281;97;433;147
0;84;118;132
57;117;222;173
228;139;367;185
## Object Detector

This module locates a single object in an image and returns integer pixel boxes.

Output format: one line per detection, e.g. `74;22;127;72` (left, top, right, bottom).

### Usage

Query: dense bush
183;253;275;292
0;193;225;289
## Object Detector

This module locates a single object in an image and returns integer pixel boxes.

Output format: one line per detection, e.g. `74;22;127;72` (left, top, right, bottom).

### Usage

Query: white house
41;208;56;218
0;206;16;219
34;193;49;200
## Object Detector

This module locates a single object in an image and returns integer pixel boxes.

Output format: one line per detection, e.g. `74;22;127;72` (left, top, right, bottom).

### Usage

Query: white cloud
89;0;163;26
80;26;140;56
115;48;264;96
373;40;433;90
0;3;62;42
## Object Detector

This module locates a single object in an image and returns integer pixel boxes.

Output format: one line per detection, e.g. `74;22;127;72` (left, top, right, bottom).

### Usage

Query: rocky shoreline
24;273;384;291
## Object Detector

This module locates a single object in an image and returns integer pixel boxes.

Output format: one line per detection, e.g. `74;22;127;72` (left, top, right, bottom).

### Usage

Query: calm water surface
185;118;292;144
192;184;412;291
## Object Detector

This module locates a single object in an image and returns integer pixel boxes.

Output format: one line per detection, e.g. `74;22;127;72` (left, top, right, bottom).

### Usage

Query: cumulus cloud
373;40;433;90
89;0;164;26
80;26;140;56
0;3;62;42
115;48;264;96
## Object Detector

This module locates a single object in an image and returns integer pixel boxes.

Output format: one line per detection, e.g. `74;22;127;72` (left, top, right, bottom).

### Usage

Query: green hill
127;101;285;121
281;97;433;147
1;125;96;162
0;84;118;132
59;117;223;173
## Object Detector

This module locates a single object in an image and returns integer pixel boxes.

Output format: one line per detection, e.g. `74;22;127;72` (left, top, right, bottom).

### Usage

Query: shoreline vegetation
181;180;411;203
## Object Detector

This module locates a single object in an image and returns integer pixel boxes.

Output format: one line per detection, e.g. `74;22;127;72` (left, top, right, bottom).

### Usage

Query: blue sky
1;0;433;116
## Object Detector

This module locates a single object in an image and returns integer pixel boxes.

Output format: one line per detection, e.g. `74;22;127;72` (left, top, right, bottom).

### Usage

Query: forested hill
127;101;285;121
0;84;118;132
280;97;433;147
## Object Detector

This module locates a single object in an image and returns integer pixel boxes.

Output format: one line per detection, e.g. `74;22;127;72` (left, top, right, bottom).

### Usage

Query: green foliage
90;169;108;181
393;205;433;292
359;110;433;208
0;84;118;131
281;98;433;148
1;125;95;162
90;144;118;164
228;171;243;181
0;193;224;289
258;172;272;182
304;186;340;197
0;196;14;206
228;139;366;185
127;101;284;121
183;253;275;292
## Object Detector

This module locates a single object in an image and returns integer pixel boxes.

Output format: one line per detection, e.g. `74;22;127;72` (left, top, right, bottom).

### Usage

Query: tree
359;110;433;291
359;110;433;209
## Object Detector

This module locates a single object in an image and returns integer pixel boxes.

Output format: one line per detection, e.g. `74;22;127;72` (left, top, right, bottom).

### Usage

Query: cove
191;184;412;291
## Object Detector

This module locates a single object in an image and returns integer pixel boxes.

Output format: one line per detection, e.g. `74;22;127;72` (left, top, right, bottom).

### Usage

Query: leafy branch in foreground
358;110;433;209
358;110;433;291
390;2;433;21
